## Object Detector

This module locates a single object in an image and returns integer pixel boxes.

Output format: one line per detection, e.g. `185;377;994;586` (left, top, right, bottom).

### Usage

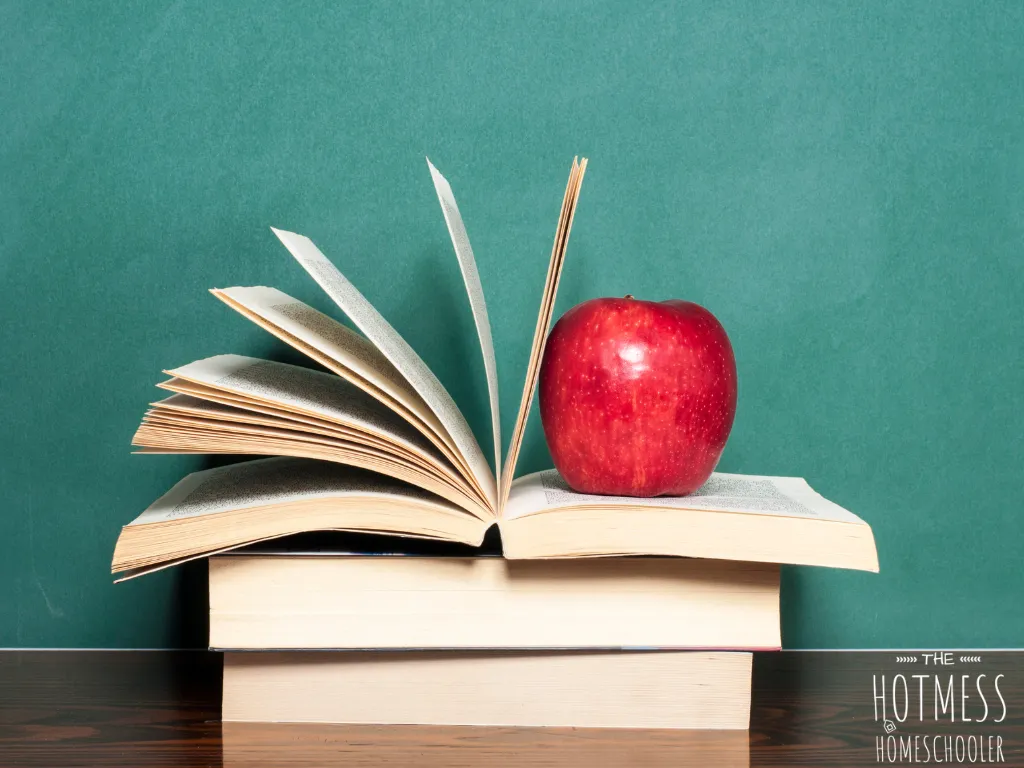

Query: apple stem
623;294;634;300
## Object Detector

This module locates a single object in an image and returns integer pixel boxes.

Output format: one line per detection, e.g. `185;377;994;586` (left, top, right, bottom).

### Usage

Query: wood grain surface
0;651;1020;767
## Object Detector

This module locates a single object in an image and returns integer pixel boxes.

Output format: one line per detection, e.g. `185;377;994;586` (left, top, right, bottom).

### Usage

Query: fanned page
427;159;501;483
271;228;498;512
210;287;430;425
160;354;448;465
209;286;486;507
499;158;588;509
130;354;489;517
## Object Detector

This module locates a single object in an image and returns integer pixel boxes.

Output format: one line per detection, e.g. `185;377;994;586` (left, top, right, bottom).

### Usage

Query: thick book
112;158;878;578
208;553;781;650
222;722;751;768
221;650;753;729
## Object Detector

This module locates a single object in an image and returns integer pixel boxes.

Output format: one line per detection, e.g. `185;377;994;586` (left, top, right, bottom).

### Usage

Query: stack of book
211;542;780;728
112;157;878;729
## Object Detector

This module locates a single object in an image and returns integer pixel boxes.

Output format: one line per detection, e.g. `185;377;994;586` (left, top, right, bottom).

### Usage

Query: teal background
1;1;1022;648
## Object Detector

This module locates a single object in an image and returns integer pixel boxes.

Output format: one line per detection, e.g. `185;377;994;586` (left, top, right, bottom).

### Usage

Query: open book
113;158;878;579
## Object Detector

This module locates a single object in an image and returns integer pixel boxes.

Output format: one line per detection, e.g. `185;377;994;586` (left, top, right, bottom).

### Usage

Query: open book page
499;158;588;509
113;456;489;581
144;376;487;513
271;228;497;510
149;388;434;464
149;393;435;463
211;287;421;414
210;286;481;500
146;393;361;439
143;394;384;450
154;382;361;432
161;355;452;470
128;457;464;527
503;469;869;525
427;159;501;482
134;413;488;517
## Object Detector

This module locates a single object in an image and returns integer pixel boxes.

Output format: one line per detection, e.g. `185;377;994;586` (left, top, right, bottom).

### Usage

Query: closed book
209;553;780;650
222;650;752;729
222;722;751;768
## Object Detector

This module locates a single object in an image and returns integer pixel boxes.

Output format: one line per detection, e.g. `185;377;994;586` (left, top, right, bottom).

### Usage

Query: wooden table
0;651;1019;766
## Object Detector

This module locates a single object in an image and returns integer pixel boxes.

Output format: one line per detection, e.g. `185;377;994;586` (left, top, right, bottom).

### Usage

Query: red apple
538;296;737;496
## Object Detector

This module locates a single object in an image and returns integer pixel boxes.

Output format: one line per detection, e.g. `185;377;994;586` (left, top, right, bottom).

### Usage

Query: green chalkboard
1;1;1022;648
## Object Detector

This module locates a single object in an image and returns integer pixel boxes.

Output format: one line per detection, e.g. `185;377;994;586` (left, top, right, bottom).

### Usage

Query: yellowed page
111;457;489;579
427;159;501;482
164;354;447;463
132;418;486;516
148;386;471;479
210;286;484;503
498;470;879;571
212;287;432;427
123;457;464;527
148;393;447;469
271;229;497;511
499;158;588;510
504;469;870;523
